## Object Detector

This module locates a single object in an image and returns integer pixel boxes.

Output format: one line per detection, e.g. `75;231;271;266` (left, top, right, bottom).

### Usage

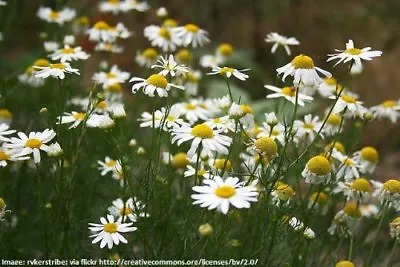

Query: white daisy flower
120;0;150;12
0;146;30;167
208;66;249;81
184;164;210;179
130;74;183;97
97;157;119;176
216;43;234;60
135;48;158;68
276;54;331;88
257;122;286;145
92;65;130;89
200;54;221;69
322;113;343;137
370;100;400;123
99;0;124;15
0;123;16;142
86;114;115;129
327;39;382;72
377;179;400;211
318;77;341;98
144;25;181;52
182;70;202;96
4;129;56;163
156;7;168;17
191;176;258;214
34;62;80;80
333;178;372;202
271;183;295;206
332;151;362;181
390;217;400;240
301;155;332;184
173;23;210;48
0;197;10;221
37;6;76;25
49;45;89;63
87;21;131;43
57;112;87;129
265;85;313;106
107;198;147;223
293;115;322;144
88;215;137;249
46;142;63;157
353;146;378;174
139;105;187;130
95;42;124;53
177;100;213;124
171;124;232;158
265;32;299;56
151;55;189;77
330;94;367;118
204;116;234;134
43;41;60;52
0;109;12;125
359;204;379;218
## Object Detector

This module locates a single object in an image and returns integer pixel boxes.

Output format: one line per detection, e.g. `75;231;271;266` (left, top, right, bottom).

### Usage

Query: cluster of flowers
2;1;400;264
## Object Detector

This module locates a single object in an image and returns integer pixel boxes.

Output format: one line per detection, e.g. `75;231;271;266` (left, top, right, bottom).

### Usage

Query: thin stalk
386;240;398;267
366;202;388;266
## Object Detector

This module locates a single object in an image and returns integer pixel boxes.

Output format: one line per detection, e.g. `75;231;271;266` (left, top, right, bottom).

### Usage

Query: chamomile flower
0;123;16;142
87;21;131;43
88;215;137;249
95;42;124;54
130;74;183;97
34;62;80;80
191;176;258;214
86;114;115;129
353;146;378;174
333;178;372;202
93;65;130;89
335;261;355;267
178;100;212;124
98;157;119;176
63;35;76;46
257;123;286;145
249;137;278;158
57;112;87;129
379;179;400;210
99;0;124;15
333;152;361;181
182;70;202;96
139;105;187;130
208;67;249;81
359;204;379;218
37;6;76;25
168;152;190;169
135;48;158;68
302;155;332;184
49;45;89;63
216;43;234;60
200;55;221;68
322;113;342;136
0;1;6;6
318;77;341;98
107;198;147;222
171;124;232;158
0;197;10;221
265;85;313;106
184;164;210;179
293;115;322;144
271;183;295;206
72;16;90;34
174;23;210;48
0;109;12;125
5;129;56;163
327;40;382;72
204;116;234;134
228;103;255;130
265;32;299;56
120;0;150;12
144;25;181;52
46;142;63;157
389;216;400;240
330;94;367;118
0;146;30;167
276;54;331;88
370;100;400;123
151;55;189;77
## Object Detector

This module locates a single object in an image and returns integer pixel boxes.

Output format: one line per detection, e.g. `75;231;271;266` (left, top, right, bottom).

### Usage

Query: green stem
386;240;398;267
226;78;234;102
366;202;388;266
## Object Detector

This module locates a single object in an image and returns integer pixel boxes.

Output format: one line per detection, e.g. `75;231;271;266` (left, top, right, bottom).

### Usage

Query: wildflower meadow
0;0;399;266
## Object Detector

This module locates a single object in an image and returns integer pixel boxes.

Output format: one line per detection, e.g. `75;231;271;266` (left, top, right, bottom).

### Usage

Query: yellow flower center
0;197;5;210
159;27;171;39
343;158;355;166
291;54;314;69
215;185;236;198
171;153;189;169
103;223;118;233
49;11;60;20
218;43;233;57
34;59;50;67
271;130;280;136
219;67;234;76
391;216;400;226
240;105;253;114
383;179;400;194
0;151;10;161
326;114;341;126
73;112;86;121
142;48;158;60
94;21;110;30
96;100;108;110
213;118;221;123
25;138;42;149
309;192;328;204
0;109;12;119
25;66;34;74
108;0;120;4
61;47;75;54
326;141;346;154
106;83;122;92
276;184;295;200
214;158;232;171
191;124;214;139
196;169;207;176
119;207;133;216
106;160;117;167
176;49;193;63
341;95;356;104
343;202;361;218
381;100;397;108
185;103;196;110
303;123;314;130
306;156;331;175
75;16;89;26
345;48;362;55
146;74;168;89
163;18;178;27
360;146;378;163
324;77;337;85
106;72;117;79
281;87;296;97
50;63;66;69
184;23;200;33
351;178;371;192
255;137;277;156
335;260;355;267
